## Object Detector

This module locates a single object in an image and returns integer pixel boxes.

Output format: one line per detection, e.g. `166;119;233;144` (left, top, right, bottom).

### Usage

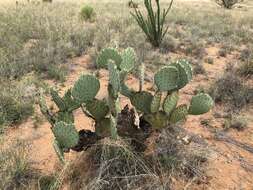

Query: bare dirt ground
3;42;253;189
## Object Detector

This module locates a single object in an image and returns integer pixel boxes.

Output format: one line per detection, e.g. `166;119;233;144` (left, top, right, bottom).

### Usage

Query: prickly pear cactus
154;66;179;92
39;47;214;162
52;121;79;149
188;93;214;115
96;48;122;68
72;74;100;103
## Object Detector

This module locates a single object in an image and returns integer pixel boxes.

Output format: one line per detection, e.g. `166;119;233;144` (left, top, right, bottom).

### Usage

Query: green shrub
0;79;35;128
223;115;248;131
131;0;174;47
209;65;252;110
238;60;253;78
80;5;95;21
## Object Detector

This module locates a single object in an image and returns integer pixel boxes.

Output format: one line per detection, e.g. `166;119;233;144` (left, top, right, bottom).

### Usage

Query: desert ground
0;0;253;189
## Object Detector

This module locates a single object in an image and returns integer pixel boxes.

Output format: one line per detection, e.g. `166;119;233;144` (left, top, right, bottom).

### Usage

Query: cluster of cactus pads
39;47;214;162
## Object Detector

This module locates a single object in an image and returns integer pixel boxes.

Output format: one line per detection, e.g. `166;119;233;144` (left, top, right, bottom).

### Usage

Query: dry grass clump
209;65;253;110
65;125;209;190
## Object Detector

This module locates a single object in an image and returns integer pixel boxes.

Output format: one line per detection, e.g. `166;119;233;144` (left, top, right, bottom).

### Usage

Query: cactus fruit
163;91;179;115
188;93;214;115
96;48;122;68
154;66;179;92
72;74;100;104
52;121;79;149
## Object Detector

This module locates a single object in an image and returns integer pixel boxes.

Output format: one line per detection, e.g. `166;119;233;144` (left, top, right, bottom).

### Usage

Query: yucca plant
39;47;214;163
131;0;174;47
215;0;243;9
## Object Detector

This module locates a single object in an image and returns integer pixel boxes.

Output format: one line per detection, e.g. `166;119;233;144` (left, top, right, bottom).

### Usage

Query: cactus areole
39;47;214;162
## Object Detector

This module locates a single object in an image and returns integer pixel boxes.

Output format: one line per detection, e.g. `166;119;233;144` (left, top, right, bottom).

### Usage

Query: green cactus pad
72;75;100;103
171;60;192;89
86;99;109;121
120;47;136;72
50;89;66;111
150;91;162;113
188;93;214;115
163;91;179;115
53;140;65;163
95;117;116;138
96;48;122;68
144;111;168;129
169;104;188;124
56;111;74;124
63;89;80;111
108;61;121;95
130;91;153;113
178;59;192;81
154;66;179;92
52;122;79;149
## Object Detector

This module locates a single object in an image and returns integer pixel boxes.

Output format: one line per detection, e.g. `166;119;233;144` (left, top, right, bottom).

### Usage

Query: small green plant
80;5;95;21
215;0;243;9
131;0;174;47
223;115;248;131
40;47;214;162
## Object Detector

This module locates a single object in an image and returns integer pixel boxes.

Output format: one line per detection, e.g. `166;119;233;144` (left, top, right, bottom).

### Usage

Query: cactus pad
50;89;66;111
95;117;116;138
163;91;179;115
171;60;192;89
108;61;121;95
188;93;214;115
150;91;162;113
154;66;179;92
52;122;79;149
144;111;168;129
169;104;188;124
96;48;122;68
120;47;136;72
72;75;100;103
130;91;153;113
56;111;74;124
86;99;109;121
53;140;65;163
62;89;79;111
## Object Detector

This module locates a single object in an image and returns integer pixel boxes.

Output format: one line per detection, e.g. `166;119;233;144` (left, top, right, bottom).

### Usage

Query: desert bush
80;5;95;21
0;141;35;190
42;0;53;3
0;79;35;128
131;0;174;47
238;60;253;77
223;114;248;131
215;0;243;9
209;65;252;110
39;47;213;162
